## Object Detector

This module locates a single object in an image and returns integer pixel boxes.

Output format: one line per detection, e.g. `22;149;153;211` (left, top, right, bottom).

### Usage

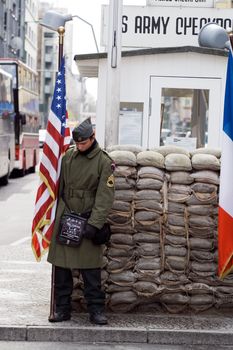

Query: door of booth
149;76;222;150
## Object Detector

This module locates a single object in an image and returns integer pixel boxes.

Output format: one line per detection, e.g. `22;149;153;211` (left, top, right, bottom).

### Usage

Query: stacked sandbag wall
72;145;233;313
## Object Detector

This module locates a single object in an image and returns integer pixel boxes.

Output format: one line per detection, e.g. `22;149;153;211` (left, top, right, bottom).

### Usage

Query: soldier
47;117;115;325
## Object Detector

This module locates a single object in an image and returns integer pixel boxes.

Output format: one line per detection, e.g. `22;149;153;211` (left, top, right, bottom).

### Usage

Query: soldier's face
75;137;94;151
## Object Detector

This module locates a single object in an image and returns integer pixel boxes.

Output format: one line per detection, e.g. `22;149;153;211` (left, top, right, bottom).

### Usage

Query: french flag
218;51;233;278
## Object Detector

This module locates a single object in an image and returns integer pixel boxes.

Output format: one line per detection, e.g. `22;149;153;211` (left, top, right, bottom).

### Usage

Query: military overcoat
47;143;115;269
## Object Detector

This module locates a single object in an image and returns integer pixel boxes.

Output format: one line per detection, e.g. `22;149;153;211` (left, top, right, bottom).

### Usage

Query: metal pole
48;26;65;322
72;15;99;53
104;0;123;148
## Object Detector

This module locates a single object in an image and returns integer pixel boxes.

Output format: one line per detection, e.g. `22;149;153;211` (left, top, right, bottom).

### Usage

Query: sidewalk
1;244;233;346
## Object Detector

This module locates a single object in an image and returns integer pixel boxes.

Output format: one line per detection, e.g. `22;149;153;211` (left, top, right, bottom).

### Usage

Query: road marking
10;236;31;246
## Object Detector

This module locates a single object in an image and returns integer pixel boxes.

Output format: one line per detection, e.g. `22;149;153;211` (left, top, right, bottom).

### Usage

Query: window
4;11;7;30
160;88;209;148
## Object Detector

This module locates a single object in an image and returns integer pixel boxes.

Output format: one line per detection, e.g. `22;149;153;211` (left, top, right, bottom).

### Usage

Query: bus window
0;59;40;176
0;70;14;116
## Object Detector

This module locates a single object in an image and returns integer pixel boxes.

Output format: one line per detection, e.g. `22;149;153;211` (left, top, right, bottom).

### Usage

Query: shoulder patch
107;174;115;188
111;161;116;172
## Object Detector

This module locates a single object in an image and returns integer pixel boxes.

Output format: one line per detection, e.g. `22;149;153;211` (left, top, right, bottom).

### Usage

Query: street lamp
40;11;72;68
40;10;99;58
40;11;72;31
198;22;231;50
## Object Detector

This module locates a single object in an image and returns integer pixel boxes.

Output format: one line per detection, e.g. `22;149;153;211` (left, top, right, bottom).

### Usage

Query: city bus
0;59;40;176
0;67;15;185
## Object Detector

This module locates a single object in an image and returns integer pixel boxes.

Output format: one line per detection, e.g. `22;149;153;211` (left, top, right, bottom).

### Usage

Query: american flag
32;57;70;261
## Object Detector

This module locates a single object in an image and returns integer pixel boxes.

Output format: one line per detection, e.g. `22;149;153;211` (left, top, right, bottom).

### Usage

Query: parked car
39;129;46;148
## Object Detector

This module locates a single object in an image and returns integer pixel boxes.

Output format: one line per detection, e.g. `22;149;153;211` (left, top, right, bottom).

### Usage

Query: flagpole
58;26;65;68
48;25;65;322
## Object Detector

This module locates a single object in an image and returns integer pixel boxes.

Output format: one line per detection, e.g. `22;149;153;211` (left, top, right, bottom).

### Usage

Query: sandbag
109;271;136;286
109;150;137;166
166;256;187;271
107;256;135;273
133;232;160;244
136;257;161;270
168;202;185;214
170;171;194;184
165;245;187;257
107;144;143;154
189;215;215;228
191;147;221;158
111;200;132;212
189;238;215;250
135;210;161;223
138;166;165;181
135;190;162;201
191;153;220;171
137;243;161;257
109;291;138;306
165;153;192;171
190;182;217;193
187;205;217;216
114;190;135;202
133;281;159;296
190;170;219;185
137;151;164;168
115;177;136;190
136;178;163;190
157;145;190;157
165;234;187;246
110;233;134;246
114;165;137;178
168;184;191;195
135;200;163;213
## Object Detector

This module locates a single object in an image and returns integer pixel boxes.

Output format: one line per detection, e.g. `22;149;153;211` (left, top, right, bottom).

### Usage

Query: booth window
160;88;209;148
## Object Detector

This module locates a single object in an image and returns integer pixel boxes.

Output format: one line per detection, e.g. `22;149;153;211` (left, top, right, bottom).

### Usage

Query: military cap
72;117;94;142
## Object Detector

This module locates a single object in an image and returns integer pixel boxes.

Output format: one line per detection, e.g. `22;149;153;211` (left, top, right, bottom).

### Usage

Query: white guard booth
74;46;228;150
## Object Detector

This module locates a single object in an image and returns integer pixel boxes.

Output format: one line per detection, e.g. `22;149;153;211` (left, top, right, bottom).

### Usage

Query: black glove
84;223;98;240
92;223;111;245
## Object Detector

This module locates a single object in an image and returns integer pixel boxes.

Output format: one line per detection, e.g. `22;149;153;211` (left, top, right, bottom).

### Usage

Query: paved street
0;171;51;325
0;172;38;245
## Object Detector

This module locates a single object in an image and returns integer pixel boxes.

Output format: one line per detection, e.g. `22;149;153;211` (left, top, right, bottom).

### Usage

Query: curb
1;325;233;345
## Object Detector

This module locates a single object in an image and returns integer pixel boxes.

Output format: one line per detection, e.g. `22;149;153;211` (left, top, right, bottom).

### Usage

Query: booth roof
73;45;228;78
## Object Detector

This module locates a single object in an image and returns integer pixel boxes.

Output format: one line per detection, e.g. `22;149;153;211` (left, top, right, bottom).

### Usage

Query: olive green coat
47;143;115;269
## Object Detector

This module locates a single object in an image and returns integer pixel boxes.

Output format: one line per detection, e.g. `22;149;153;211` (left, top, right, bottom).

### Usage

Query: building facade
0;0;25;60
37;2;59;128
0;0;39;67
24;0;39;70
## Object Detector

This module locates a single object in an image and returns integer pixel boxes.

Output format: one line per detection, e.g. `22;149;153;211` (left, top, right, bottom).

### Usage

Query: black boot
89;311;108;325
48;311;71;323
